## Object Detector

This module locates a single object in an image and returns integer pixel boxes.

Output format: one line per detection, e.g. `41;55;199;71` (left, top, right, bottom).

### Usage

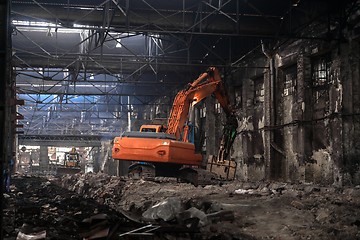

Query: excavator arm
167;67;236;143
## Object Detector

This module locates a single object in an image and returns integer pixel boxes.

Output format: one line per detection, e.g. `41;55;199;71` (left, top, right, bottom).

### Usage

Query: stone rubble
4;172;360;239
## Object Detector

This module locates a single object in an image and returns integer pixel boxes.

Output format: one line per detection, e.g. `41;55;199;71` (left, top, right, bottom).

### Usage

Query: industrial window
311;55;331;87
234;86;242;109
200;106;206;118
283;65;297;97
215;102;221;114
254;76;264;105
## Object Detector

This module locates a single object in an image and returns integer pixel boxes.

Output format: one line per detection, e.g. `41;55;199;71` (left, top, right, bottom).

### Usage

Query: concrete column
295;54;311;182
92;147;100;173
100;140;117;176
205;96;216;158
297;55;313;182
329;57;343;186
39;145;49;173
263;64;272;180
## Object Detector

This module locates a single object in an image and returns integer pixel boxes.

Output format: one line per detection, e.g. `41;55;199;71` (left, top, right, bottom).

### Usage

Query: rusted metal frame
108;110;123;119
97;1;118;47
18;88;165;96
146;36;156;75
228;37;232;65
12;10;51;23
80;30;94;78
185;0;232;33
31;0;63;25
86;57;119;95
231;45;262;67
123;8;188;45
14;54;44;76
17;71;45;80
35;58;80;94
197;38;228;64
157;47;188;58
22;99;170;107
66;98;94;113
57;30;98;59
244;1;278;29
142;0;182;31
131;95;149;105
72;0;112;25
15;29;52;57
119;63;151;84
144;34;188;62
25;115;43;131
13;48;50;61
202;1;237;23
106;34;143;63
112;0;127;17
236;0;239;34
16;73;43;91
183;0;186;30
17;76;181;85
64;79;109;97
188;3;201;35
22;94;58;133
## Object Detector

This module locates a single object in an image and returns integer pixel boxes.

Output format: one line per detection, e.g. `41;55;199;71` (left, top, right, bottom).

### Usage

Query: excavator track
128;162;156;181
177;167;220;186
56;167;81;176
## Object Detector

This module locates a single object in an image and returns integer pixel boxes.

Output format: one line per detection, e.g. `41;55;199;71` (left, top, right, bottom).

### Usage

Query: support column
205;97;216;159
296;54;311;182
39;146;49;174
263;63;272;180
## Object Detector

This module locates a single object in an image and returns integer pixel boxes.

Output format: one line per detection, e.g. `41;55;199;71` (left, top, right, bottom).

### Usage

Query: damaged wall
231;36;360;185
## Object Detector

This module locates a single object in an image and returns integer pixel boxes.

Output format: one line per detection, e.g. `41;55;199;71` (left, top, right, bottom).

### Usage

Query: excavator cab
140;125;167;133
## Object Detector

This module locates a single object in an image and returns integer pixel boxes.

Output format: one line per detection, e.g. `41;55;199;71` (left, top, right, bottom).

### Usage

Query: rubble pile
58;172;126;208
57;173;360;239
4;172;360;239
3;175;141;240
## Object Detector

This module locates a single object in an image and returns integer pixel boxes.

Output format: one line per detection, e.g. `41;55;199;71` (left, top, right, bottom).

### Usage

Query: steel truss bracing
18;134;105;147
11;0;353;144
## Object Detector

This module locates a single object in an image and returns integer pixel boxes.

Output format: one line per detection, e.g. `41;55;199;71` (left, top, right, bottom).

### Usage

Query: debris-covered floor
3;173;360;239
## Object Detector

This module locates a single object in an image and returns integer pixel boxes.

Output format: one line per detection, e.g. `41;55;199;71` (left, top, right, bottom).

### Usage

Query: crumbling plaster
230;38;360;185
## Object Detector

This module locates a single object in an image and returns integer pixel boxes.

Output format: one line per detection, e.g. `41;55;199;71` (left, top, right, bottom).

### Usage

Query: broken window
311;54;331;118
311;54;331;87
215;102;221;114
200;105;206;118
282;65;297;97
234;86;243;109
253;76;264;105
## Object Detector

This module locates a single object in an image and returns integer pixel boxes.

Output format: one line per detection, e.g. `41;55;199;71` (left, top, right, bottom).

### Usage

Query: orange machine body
112;135;202;165
112;67;234;169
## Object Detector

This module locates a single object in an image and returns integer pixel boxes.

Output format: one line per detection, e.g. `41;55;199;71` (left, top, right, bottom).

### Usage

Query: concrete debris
142;197;183;222
315;208;331;223
234;188;256;194
17;230;46;240
178;207;209;227
4;173;360;239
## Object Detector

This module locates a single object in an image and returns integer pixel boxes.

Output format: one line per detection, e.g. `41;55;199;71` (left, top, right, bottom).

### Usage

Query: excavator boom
166;67;234;141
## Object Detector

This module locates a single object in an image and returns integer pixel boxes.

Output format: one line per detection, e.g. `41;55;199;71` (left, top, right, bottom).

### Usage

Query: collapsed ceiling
11;0;354;145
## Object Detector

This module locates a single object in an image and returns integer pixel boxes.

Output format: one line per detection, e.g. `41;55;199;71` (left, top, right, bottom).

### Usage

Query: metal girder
12;1;285;37
11;0;353;145
18;134;105;147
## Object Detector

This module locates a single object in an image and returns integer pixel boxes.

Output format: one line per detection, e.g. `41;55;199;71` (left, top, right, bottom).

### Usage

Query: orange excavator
112;67;238;183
